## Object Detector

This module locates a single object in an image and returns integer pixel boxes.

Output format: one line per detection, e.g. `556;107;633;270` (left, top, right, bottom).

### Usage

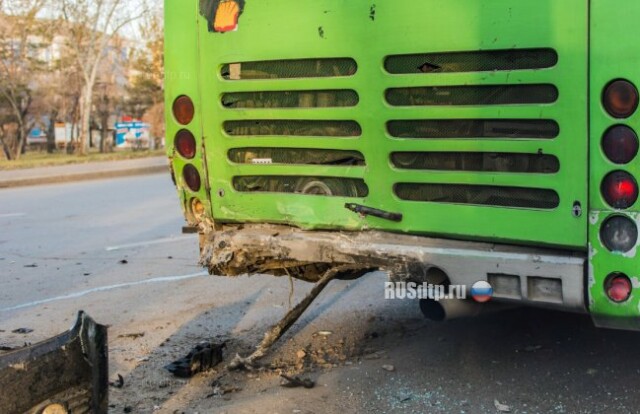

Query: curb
0;165;168;189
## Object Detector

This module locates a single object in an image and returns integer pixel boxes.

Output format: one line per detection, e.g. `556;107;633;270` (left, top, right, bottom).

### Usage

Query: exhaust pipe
420;298;513;321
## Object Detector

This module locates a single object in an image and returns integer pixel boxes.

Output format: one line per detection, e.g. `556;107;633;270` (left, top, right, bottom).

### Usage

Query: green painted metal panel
165;0;212;223
166;0;589;247
195;0;589;248
588;1;640;328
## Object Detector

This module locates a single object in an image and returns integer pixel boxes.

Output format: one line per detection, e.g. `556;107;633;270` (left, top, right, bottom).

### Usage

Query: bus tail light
190;198;206;221
183;164;201;192
175;129;197;159
601;171;638;209
605;273;632;303
173;95;195;125
602;125;639;164
603;80;639;119
600;215;638;253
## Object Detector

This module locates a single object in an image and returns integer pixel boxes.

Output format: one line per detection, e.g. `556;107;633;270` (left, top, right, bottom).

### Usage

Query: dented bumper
0;312;108;414
201;224;588;312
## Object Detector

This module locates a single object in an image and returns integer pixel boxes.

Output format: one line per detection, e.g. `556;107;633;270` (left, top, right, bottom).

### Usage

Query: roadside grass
0;149;167;171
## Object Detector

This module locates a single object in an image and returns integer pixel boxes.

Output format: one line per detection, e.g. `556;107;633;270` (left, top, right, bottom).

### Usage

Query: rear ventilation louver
224;120;362;137
391;152;559;173
394;183;560;210
229;148;365;166
384;48;558;74
219;49;561;207
385;84;558;106
222;90;358;109
221;58;363;198
221;58;357;80
387;119;559;139
234;176;369;197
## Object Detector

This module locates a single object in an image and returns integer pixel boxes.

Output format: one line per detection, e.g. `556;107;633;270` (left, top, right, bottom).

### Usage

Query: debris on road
228;265;370;371
313;331;333;338
119;259;129;264
363;350;386;360
280;374;315;389
118;332;145;340
494;399;511;412
11;328;33;334
209;380;242;397
23;264;38;268
382;364;396;372
165;342;225;378
110;374;125;389
520;345;543;353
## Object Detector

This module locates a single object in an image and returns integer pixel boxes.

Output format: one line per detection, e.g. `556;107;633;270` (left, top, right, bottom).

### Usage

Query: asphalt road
1;174;640;414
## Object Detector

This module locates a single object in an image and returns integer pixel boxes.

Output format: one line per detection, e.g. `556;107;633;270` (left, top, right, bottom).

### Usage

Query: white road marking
0;271;209;313
105;235;196;251
0;213;26;219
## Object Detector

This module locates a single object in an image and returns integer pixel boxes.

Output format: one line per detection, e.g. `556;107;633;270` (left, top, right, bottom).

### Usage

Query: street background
2;172;640;413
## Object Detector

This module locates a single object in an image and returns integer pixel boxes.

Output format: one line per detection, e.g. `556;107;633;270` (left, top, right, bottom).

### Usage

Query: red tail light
602;171;638;209
175;129;197;159
183;164;201;192
605;273;632;303
173;95;195;125
603;80;639;119
602;125;639;164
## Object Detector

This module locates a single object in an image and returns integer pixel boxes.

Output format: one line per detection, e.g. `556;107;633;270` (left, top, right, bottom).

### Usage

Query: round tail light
175;129;197;159
601;171;638;209
190;198;206;221
600;215;638;253
602;125;639;164
173;95;195;125
183;164;201;192
603;80;639;119
605;273;632;303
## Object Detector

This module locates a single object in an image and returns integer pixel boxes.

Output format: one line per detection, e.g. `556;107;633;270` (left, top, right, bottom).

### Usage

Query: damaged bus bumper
0;312;108;414
201;224;587;313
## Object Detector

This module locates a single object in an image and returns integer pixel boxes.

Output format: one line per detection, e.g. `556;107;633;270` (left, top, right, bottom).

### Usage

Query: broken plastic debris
209;380;242;397
11;328;33;335
109;374;124;389
165;342;225;378
280;374;315;389
494;400;511;412
118;332;145;340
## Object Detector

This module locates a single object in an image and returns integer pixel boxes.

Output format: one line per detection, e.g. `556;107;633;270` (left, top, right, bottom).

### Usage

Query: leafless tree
128;8;164;147
60;0;147;155
0;0;50;160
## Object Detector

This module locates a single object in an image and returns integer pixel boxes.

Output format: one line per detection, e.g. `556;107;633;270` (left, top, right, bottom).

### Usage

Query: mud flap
0;312;108;414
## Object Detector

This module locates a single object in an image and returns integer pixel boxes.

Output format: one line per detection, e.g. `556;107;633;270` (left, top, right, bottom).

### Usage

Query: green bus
165;0;640;331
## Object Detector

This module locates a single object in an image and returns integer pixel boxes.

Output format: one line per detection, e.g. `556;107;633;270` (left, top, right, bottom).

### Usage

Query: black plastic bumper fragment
165;342;225;378
0;311;108;414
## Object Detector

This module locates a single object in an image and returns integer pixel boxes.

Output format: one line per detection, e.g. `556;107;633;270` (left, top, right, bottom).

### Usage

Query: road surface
1;174;639;413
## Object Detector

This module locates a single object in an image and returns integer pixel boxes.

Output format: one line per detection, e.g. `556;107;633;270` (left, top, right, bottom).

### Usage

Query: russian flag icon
471;281;494;303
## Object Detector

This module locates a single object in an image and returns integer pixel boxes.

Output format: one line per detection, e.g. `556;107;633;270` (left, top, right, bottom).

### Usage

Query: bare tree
0;0;50;160
60;0;147;155
127;8;164;147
